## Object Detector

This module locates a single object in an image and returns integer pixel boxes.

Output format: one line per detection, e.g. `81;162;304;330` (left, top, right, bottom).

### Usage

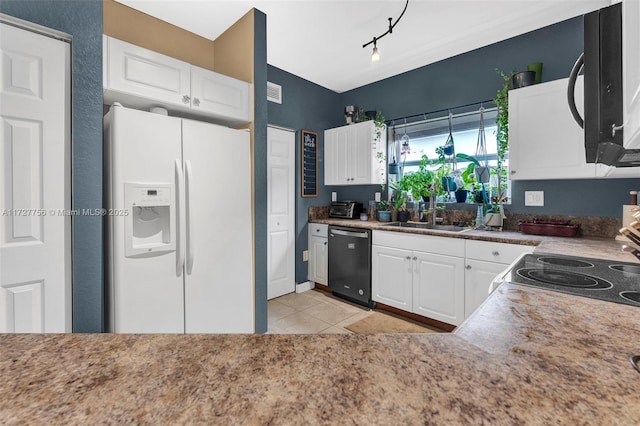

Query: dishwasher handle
331;229;370;239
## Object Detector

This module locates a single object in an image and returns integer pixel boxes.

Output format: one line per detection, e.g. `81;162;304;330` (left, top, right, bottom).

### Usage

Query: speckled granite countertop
311;218;639;263
2;224;639;423
2;283;640;424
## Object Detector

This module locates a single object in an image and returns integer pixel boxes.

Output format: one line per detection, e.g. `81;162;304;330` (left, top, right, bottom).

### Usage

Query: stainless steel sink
382;222;469;232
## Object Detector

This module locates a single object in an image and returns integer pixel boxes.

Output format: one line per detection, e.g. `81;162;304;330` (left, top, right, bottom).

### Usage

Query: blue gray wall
268;16;638;285
339;16;639;217
267;65;342;283
1;0;104;332
253;10;268;333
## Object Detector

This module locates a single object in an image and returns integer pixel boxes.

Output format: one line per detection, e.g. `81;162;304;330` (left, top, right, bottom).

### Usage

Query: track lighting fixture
362;0;409;62
371;39;380;62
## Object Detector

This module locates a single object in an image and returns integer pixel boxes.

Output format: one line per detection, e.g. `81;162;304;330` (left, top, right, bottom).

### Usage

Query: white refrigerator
104;104;254;333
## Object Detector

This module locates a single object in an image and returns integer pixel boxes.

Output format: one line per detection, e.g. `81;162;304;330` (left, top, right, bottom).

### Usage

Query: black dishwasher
328;226;373;308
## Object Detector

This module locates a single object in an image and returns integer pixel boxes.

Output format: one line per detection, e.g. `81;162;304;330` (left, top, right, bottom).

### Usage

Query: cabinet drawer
373;230;464;257
465;240;533;264
309;223;328;238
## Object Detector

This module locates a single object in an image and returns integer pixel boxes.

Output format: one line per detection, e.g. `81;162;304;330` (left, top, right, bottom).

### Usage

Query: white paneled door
267;126;295;299
0;21;71;332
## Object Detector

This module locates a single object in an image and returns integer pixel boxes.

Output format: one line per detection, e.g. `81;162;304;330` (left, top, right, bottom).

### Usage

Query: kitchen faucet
428;186;443;225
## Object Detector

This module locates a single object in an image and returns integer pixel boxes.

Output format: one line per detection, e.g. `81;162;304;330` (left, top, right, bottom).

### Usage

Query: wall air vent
267;81;282;104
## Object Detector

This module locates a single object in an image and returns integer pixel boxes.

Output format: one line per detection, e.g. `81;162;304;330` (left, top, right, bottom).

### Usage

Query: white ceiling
116;0;610;93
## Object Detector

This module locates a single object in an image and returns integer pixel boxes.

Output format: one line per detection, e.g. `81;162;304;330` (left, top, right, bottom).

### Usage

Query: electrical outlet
525;191;544;206
331;192;337;202
375;192;381;202
303;250;309;262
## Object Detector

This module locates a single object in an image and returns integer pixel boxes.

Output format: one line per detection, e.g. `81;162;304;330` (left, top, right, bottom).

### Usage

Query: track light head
372;40;380;62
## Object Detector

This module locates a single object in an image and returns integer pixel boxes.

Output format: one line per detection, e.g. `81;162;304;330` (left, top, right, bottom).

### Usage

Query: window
388;108;510;204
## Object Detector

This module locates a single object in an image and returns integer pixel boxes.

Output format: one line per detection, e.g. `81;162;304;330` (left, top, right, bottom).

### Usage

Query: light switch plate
303;250;309;261
331;192;337;202
375;192;381;202
525;191;544;206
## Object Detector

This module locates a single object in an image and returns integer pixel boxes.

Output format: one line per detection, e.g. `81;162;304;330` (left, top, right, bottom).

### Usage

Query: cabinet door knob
413;256;417;260
406;256;411;260
492;251;500;256
324;242;327;245
466;265;472;270
193;97;201;107
510;170;516;174
182;95;191;104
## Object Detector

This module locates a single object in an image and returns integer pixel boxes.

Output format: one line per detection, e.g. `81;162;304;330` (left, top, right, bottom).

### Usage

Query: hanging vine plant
493;69;514;204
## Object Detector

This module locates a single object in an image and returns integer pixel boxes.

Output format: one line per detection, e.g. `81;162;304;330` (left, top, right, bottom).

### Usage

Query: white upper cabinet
508;76;596;180
324;121;386;186
191;65;251;125
104;36;191;109
622;0;640;151
103;36;251;126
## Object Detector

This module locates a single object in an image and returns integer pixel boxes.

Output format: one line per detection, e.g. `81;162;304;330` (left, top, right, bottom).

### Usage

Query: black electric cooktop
502;253;640;307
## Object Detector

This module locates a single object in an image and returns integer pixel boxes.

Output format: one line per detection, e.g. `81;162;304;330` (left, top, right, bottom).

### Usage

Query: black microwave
568;2;640;167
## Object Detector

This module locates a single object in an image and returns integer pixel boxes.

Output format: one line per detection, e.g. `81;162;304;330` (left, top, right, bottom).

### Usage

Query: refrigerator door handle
175;159;185;276
185;159;194;274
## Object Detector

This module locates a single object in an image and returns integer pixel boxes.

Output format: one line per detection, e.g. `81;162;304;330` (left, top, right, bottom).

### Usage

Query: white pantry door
267;126;295;299
0;21;71;332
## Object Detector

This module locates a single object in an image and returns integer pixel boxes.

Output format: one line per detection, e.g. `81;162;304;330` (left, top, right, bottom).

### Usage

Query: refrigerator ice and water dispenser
124;183;175;257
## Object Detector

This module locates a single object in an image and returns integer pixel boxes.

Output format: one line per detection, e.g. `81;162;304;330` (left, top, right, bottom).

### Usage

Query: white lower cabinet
372;231;465;326
413;252;465;326
308;224;328;285
464;259;510;318
464;240;533;318
371;246;413;312
371;230;533;326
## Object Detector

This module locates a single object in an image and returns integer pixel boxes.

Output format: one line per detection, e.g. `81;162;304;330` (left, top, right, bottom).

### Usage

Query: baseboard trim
374;303;456;332
313;283;330;293
296;281;315;293
312;284;455;332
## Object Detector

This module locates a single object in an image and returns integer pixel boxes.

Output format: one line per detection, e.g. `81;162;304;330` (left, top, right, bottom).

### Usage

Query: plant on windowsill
395;155;434;202
376;199;392;222
432;146;454;199
393;191;411;222
452;162;475;203
455;153;489;204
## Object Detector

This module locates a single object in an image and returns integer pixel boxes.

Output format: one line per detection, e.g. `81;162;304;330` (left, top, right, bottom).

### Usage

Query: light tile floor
268;289;375;334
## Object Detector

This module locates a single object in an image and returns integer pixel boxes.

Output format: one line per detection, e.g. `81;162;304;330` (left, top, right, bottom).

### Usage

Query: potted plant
433;146;456;199
456;153;492;205
393;191;411;222
395;155;435;202
453;162;477;203
376;199;392;222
